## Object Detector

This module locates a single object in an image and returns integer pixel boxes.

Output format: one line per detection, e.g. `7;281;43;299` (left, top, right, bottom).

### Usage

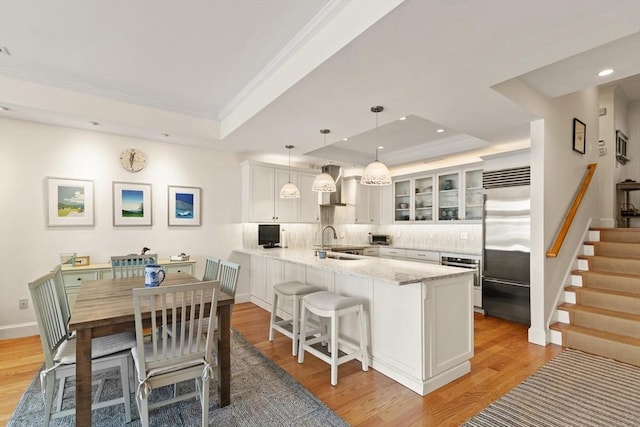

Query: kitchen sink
326;254;360;261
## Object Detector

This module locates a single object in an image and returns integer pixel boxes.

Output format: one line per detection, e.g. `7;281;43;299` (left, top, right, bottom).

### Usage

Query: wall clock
119;148;147;172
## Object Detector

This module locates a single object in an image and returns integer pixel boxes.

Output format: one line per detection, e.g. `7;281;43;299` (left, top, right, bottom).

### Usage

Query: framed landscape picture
168;185;201;226
47;177;94;226
113;182;152;226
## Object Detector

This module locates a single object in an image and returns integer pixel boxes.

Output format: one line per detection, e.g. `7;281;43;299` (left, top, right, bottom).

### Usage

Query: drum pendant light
280;145;301;199
361;106;391;186
312;129;337;193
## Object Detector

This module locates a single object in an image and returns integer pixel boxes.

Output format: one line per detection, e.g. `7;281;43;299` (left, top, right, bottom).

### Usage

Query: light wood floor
0;303;562;426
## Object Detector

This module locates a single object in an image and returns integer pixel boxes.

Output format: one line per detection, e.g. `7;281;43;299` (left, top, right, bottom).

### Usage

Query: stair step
591;227;640;243
551;323;640;367
558;303;640;339
589;241;640;257
571;270;640;294
577;254;640;275
567;286;640;315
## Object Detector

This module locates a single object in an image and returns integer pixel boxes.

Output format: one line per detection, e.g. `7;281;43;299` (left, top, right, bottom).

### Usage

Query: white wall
0;118;243;338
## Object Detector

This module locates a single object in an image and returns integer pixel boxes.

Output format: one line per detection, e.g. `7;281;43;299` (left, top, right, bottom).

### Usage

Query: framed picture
573;118;586;154
616;129;629;164
47;177;94;226
168;185;201;226
113;182;152;226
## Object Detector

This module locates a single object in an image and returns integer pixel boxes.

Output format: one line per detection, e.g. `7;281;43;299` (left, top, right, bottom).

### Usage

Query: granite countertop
234;248;473;285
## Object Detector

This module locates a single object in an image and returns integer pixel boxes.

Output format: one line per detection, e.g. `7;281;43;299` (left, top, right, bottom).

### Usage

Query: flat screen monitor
258;224;280;248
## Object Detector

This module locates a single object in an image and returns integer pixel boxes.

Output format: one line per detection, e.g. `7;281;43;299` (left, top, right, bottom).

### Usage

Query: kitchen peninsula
232;248;474;395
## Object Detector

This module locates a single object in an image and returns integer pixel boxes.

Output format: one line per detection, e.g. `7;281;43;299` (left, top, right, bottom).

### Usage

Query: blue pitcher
144;264;166;287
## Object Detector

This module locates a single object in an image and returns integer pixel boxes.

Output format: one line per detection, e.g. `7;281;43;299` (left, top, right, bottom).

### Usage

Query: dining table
68;272;234;426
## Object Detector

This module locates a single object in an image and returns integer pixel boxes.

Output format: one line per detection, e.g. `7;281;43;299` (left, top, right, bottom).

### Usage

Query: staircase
550;227;640;367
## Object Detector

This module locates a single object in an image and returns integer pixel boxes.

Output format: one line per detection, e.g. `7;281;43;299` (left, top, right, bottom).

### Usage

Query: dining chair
51;265;72;333
110;253;157;278
132;280;220;427
202;256;221;281
218;260;241;299
28;271;135;426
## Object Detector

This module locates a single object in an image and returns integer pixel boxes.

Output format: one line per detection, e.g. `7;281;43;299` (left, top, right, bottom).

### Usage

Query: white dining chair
110;253;157;278
218;260;241;299
131;280;220;427
28;271;135;426
51;264;72;333
202;256;221;281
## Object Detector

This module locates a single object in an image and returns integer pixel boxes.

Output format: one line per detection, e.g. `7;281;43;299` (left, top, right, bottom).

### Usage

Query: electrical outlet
460;232;469;240
19;298;28;310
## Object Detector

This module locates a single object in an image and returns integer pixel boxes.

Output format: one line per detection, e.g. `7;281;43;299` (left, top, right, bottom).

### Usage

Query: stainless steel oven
441;253;482;311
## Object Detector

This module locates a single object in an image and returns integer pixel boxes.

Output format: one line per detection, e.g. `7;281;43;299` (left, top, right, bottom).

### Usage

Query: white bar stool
269;281;322;356
297;291;369;386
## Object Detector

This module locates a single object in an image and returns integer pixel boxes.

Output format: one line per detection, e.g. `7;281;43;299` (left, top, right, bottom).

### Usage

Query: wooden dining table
68;272;234;426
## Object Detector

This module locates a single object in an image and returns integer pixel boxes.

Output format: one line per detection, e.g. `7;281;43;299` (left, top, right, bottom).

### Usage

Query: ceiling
1;1;639;172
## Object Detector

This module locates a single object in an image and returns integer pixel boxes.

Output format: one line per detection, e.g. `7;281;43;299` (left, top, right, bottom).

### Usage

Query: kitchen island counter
234;247;471;285
233;247;474;396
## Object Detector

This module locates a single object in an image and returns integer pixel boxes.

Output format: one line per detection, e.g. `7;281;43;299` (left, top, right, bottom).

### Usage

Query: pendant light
312;129;337;193
361;105;392;186
279;145;301;199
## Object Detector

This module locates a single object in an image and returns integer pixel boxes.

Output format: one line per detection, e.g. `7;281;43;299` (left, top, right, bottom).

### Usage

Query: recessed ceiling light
436;128;445;133
598;69;614;77
377;146;384;150
342;138;348;141
89;121;100;126
162;133;170;137
398;116;407;121
0;106;11;111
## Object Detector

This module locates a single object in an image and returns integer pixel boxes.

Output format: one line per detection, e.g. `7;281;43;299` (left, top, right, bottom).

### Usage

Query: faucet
321;225;338;251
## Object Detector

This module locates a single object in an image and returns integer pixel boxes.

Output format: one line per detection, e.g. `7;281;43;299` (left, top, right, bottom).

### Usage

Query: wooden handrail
546;163;597;257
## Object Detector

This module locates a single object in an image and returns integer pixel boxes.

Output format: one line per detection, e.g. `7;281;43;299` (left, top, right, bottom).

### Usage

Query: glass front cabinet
393;175;434;222
437;172;460;221
392;168;482;223
464;169;483;221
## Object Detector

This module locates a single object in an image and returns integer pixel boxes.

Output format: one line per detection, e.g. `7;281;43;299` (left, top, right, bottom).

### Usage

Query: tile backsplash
243;217;481;255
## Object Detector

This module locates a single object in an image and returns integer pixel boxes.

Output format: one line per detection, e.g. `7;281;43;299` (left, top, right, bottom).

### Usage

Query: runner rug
8;330;348;426
463;348;640;427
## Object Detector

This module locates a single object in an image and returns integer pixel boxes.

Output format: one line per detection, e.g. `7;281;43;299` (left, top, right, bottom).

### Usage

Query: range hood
319;165;347;206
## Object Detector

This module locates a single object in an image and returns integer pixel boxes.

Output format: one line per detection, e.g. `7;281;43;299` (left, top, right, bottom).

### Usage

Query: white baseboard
0;321;39;340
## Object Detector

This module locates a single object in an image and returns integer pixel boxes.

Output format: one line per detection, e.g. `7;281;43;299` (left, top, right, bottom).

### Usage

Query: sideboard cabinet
61;259;196;311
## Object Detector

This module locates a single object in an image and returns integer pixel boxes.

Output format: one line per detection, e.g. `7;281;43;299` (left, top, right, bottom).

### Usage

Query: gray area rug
9;330;348;426
463;348;640;427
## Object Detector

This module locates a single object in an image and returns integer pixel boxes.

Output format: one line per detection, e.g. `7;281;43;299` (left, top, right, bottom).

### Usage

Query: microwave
369;234;391;245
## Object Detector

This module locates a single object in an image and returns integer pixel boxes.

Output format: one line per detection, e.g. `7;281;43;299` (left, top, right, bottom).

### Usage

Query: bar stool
297;291;369;386
269;281;323;356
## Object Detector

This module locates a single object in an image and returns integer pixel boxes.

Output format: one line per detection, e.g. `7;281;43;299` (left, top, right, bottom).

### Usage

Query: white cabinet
436;168;483;222
393;175;434;222
437;172;461;221
242;162;319;223
298;172;321;223
379;247;407;259
378;184;394;224
463;168;483;221
363;247;380;257
62;259;196;312
405;249;439;264
343;178;379;224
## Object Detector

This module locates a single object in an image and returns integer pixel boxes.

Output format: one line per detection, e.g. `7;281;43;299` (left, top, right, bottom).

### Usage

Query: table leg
217;305;231;406
75;328;93;425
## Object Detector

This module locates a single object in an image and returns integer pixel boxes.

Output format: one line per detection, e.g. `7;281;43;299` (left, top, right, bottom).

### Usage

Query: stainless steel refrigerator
482;167;531;325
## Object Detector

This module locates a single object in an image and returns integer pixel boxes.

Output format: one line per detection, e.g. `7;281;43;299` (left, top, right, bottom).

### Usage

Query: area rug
8;330;348;426
463;348;640;427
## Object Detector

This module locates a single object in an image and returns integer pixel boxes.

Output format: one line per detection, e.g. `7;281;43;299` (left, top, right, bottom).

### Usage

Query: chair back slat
28;272;68;368
111;254;157;278
51;265;71;330
132;281;219;375
218;260;241;297
202;256;221;281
